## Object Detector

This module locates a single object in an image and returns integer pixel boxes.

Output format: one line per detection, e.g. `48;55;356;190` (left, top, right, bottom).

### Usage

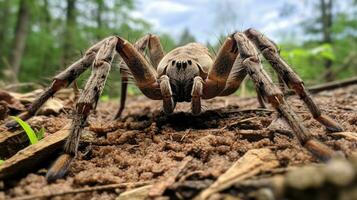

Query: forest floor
1;85;357;200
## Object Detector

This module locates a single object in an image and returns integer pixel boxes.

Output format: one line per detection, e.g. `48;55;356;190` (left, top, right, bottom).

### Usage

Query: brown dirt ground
1;85;357;200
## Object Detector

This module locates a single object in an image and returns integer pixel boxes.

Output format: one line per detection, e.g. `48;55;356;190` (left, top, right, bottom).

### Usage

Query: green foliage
0;0;183;97
11;116;44;144
178;28;196;46
280;44;335;84
160;33;177;52
309;44;335;61
0;0;356;99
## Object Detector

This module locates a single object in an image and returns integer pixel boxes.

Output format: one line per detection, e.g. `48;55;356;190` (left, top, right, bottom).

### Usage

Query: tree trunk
0;0;11;57
96;0;104;40
61;0;77;68
40;0;52;71
8;0;31;83
320;0;334;81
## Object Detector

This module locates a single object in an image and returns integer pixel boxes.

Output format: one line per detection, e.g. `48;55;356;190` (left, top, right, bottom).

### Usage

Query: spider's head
166;59;200;102
157;43;212;103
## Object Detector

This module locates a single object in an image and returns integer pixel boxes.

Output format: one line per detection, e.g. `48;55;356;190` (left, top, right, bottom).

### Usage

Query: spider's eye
182;62;187;69
176;62;182;70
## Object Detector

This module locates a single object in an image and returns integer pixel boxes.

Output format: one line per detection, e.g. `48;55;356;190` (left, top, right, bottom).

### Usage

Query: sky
131;0;352;44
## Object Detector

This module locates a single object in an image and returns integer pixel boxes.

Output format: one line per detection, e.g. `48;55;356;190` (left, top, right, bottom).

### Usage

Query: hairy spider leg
47;36;163;181
202;36;238;99
191;76;204;115
115;34;165;119
4;38;109;129
244;28;343;132
233;32;335;161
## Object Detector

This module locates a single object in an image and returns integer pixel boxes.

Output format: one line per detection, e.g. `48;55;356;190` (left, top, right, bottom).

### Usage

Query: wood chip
195;148;279;200
0;129;29;158
0;89;25;111
0;124;70;179
38;98;65;115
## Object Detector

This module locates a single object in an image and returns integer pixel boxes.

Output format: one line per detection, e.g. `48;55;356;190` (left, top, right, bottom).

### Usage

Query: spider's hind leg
114;67;129;119
244;28;343;132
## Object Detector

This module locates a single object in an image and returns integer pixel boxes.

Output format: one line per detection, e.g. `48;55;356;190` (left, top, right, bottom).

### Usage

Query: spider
5;28;343;182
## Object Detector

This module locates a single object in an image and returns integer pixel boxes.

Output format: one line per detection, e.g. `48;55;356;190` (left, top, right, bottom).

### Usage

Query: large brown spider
5;29;343;181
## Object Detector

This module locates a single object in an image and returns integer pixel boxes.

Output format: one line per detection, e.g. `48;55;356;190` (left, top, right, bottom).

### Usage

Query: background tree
0;0;11;57
178;28;196;46
302;0;335;81
320;0;334;81
277;0;357;84
95;0;105;39
61;0;77;68
0;0;356;98
8;0;31;83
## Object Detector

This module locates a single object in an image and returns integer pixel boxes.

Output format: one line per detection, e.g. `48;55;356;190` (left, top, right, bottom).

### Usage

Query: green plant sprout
11;116;45;144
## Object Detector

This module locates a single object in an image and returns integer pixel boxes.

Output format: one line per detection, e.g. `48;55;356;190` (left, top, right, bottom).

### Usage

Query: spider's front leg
234;32;335;160
47;36;162;181
202;35;238;99
114;34;165;119
244;28;343;132
116;37;162;99
201;35;266;108
46;37;118;181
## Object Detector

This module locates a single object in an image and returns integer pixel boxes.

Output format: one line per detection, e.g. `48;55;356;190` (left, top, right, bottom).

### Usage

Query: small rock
286;165;325;189
324;159;355;186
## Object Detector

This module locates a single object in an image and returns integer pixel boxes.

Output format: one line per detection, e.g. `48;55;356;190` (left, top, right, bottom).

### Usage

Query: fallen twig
116;185;153;200
221;108;273;114
9;181;152;200
328;131;357;141
285;76;357;96
178;170;205;182
3;82;43;91
221;116;259;130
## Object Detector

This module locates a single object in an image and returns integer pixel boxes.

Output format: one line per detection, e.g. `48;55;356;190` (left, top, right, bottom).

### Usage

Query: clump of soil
1;85;356;200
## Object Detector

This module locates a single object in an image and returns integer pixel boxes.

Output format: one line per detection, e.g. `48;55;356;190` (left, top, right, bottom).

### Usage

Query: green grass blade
36;127;45;140
11;116;38;144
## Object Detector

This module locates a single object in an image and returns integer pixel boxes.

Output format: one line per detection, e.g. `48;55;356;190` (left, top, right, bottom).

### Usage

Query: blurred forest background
0;0;356;98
